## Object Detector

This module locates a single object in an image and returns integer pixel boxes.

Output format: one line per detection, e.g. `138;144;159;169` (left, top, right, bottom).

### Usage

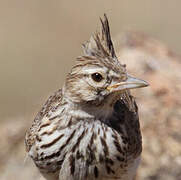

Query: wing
25;88;63;152
107;90;142;158
104;92;141;178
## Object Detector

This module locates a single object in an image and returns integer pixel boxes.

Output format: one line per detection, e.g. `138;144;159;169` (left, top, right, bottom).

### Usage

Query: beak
107;75;149;92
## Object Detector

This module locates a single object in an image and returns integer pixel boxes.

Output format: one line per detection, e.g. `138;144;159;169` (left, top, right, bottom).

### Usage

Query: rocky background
0;1;181;180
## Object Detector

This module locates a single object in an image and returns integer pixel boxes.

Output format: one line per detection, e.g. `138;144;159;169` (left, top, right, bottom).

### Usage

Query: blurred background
0;0;181;179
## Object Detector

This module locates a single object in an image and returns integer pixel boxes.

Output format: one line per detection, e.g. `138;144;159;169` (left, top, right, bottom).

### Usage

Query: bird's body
25;15;148;180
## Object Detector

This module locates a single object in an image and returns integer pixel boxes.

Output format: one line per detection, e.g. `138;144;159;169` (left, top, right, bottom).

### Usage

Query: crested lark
25;15;148;180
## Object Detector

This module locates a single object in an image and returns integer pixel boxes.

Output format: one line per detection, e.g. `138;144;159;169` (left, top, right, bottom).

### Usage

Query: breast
27;97;142;180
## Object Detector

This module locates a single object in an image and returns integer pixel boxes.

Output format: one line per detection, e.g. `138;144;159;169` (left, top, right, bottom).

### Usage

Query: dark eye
91;73;103;82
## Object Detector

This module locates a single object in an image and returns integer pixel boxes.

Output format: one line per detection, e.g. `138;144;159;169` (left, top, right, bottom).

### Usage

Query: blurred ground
0;32;181;180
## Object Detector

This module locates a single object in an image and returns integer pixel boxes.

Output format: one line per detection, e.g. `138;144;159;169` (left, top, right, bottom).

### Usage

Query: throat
66;92;130;126
85;93;121;121
74;103;114;122
68;93;122;122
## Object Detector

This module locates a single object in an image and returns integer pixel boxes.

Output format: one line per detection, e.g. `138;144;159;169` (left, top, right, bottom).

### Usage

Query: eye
91;73;103;82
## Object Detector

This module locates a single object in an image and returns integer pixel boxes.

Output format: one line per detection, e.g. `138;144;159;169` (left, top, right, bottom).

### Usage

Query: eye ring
91;73;103;82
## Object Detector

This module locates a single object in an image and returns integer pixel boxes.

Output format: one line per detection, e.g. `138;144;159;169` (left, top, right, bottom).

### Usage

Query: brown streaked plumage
25;14;148;180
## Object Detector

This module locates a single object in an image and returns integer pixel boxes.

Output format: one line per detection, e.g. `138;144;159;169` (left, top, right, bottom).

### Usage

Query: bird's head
64;15;148;106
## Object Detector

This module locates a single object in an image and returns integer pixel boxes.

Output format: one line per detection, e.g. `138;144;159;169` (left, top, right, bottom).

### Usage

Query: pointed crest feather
83;14;117;60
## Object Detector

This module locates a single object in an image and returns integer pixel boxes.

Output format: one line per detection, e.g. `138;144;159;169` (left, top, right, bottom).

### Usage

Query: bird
25;14;149;180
